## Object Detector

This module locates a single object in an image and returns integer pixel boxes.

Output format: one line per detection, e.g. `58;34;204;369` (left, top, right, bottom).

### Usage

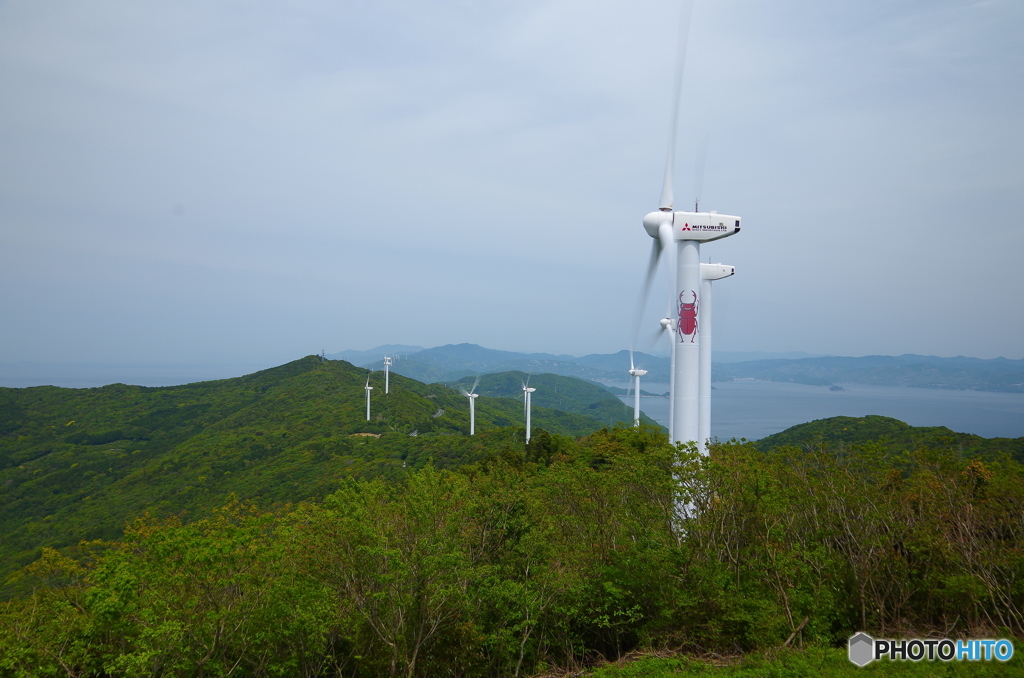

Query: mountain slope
0;357;628;590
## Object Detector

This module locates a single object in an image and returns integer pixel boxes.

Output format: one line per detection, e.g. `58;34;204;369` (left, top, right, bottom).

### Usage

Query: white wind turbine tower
627;353;648;427
698;262;735;453
383;356;392;394
522;378;536;444
364;374;373;421
636;0;742;449
459;376;481;436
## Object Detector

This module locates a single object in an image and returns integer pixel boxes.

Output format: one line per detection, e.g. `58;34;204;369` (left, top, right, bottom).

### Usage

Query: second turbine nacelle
643;210;742;242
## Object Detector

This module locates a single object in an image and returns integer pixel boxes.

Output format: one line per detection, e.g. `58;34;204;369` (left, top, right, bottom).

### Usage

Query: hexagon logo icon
848;632;875;666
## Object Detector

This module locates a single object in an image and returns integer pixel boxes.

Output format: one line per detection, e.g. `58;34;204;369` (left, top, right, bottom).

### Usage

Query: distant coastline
4;345;1022;394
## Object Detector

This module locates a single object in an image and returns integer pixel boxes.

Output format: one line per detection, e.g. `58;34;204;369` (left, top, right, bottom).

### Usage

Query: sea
610;380;1024;441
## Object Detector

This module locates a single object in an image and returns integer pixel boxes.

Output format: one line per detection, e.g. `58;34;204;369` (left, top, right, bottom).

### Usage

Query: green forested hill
754;414;1024;461
0;356;638;589
450;371;661;429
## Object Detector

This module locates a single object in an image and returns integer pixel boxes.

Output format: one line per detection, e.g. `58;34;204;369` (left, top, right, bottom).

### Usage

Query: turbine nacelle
643;210;741;243
628;369;648;377
701;263;735;281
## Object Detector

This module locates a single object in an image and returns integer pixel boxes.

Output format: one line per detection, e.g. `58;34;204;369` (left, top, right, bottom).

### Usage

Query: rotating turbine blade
659;0;695;211
631;238;663;349
693;132;710;212
470;375;481;396
631;220;677;361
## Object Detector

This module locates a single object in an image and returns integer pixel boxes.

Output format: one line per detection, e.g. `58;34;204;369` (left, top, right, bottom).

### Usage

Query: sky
1;0;1022;370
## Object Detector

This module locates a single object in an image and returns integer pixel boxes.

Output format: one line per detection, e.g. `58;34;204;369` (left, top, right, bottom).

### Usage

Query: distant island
338;344;1024;394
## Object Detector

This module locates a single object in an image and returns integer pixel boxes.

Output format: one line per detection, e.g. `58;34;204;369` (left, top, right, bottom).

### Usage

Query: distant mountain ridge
337;344;1024;393
326;345;425;365
360;344;663;383
714;354;1024;393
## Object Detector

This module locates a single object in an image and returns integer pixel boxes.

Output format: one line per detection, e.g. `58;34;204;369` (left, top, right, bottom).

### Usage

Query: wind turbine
522;377;536;444
364;374;373;421
636;0;742;449
383;356;392;394
698;262;735;453
459;376;481;435
627;352;648;427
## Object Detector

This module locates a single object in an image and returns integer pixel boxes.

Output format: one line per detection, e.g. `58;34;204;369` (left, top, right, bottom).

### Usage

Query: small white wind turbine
634;0;742;449
364;374;373;421
627;352;648;428
383;356;392;394
459;376;481;436
522;377;536;444
698;262;735;453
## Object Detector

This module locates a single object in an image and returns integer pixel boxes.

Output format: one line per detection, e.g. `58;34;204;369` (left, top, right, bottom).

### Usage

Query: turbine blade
631;238;664;358
470;375;480;395
658;0;695;211
694;131;710;211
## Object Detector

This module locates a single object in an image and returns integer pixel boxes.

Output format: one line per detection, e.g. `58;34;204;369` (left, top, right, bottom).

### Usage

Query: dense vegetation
4;419;1024;677
0;357;642;590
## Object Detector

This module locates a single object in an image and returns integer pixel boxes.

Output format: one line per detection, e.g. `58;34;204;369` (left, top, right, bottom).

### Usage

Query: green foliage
0;357;631;593
589;648;1024;676
4;408;1024;676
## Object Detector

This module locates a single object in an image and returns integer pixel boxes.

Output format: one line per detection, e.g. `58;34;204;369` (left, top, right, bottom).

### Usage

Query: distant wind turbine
364;374;373;421
522;377;536;443
627;352;648;427
459;376;481;435
383;356;392;394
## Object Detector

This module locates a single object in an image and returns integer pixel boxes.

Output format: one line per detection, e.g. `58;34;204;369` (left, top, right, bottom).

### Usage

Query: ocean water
612;380;1024;441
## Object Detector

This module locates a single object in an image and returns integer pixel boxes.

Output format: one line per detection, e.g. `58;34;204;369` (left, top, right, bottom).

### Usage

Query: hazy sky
2;0;1021;366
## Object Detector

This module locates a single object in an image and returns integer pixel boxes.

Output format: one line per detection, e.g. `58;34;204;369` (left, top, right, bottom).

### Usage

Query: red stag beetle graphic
677;290;698;342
